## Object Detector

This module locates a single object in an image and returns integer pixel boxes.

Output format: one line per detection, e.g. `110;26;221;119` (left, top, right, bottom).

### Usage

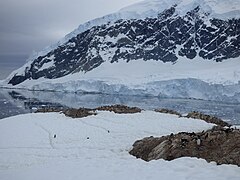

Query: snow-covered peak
120;0;240;19
119;0;177;15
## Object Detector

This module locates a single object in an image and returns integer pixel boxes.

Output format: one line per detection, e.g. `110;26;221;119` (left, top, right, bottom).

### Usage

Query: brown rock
63;108;96;118
95;104;141;114
185;111;230;127
154;108;181;116
35;104;141;118
129;126;240;166
36;107;96;118
35;107;62;113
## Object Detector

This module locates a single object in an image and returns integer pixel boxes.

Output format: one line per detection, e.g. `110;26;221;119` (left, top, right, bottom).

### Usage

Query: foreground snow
0;111;239;180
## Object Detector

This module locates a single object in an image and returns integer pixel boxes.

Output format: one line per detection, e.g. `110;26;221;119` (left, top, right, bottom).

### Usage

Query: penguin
197;138;201;146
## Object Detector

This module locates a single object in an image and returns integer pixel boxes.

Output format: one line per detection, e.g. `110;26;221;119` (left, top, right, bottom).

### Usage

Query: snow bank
0;111;239;180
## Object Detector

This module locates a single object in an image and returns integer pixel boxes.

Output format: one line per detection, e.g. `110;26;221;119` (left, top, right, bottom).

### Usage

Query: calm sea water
0;88;240;125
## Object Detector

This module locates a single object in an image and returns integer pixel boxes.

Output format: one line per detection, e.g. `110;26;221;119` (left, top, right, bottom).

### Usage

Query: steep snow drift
0;111;240;180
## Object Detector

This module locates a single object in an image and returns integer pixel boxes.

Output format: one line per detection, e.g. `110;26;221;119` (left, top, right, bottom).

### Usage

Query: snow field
0;111;240;180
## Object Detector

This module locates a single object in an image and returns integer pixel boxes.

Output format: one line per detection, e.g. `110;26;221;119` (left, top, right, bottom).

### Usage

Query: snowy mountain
2;0;240;102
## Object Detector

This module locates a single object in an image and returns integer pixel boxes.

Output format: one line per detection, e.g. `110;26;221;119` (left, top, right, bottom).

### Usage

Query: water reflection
1;88;240;125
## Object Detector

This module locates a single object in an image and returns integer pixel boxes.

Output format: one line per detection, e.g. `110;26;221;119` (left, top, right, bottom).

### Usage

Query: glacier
3;57;240;102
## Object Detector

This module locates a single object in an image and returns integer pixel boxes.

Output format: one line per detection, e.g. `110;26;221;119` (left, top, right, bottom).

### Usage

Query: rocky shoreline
35;104;142;118
129;126;240;166
154;109;230;127
184;111;230;127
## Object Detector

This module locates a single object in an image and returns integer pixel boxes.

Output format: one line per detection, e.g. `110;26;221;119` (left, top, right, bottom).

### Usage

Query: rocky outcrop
35;108;63;113
35;104;141;118
36;107;96;118
95;105;141;114
64;108;97;118
185;111;230;127
129;126;240;166
154;109;230;127
154;108;181;116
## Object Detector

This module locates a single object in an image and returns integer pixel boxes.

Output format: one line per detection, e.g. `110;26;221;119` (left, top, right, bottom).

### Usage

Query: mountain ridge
14;0;240;68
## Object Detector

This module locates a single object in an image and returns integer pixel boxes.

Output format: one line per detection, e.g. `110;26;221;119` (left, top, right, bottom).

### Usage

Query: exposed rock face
129;126;240;166
185;111;230;127
36;107;96;118
154;109;230;127
35;108;63;113
154;108;181;116
35;104;141;118
64;108;97;118
8;5;240;85
95;104;141;114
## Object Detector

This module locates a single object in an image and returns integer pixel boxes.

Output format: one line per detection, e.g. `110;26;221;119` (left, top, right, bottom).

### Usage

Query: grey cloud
0;0;141;56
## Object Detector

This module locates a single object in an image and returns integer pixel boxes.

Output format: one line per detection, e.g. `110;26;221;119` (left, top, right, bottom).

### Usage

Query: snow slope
0;111;240;180
120;0;240;19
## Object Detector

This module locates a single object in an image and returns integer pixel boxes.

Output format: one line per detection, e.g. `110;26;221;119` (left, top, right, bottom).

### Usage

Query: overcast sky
0;0;142;56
